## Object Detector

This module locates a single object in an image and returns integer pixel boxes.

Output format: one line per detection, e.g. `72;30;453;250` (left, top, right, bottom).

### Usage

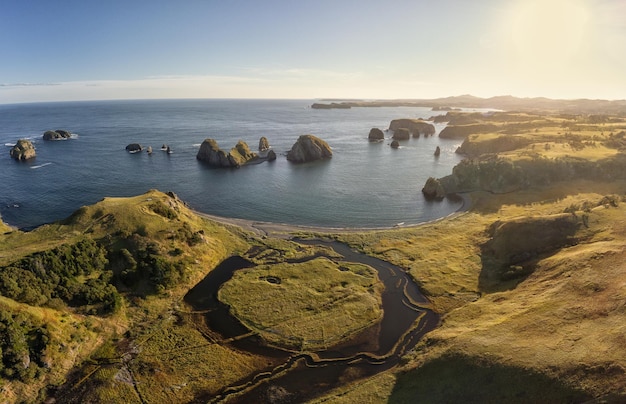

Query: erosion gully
184;239;440;403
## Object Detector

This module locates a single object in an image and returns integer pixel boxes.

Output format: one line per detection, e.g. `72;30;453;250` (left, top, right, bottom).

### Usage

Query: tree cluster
0;239;121;314
0;311;50;382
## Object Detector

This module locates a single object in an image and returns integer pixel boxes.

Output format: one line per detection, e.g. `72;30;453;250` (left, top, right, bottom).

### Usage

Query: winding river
184;239;439;403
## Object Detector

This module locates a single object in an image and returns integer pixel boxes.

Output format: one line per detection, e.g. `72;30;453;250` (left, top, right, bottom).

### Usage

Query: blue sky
1;0;625;103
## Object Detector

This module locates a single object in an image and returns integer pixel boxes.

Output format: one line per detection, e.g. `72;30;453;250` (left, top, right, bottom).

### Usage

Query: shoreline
193;192;472;237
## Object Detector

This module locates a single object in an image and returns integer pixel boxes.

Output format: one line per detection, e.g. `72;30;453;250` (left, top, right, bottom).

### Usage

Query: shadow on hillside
468;175;626;215
388;353;591;403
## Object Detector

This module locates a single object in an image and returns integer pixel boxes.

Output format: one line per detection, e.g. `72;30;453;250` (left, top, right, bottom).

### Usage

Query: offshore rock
259;136;270;152
196;138;258;168
422;177;446;199
389;119;436;137
10;139;36;160
266;149;277;161
392;128;411;141
43;130;72;140
368;127;385;141
286;135;332;164
434;146;441;157
228;140;257;168
125;143;143;153
390;140;400;149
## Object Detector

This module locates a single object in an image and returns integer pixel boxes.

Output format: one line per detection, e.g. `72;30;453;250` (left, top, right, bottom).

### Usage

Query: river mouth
183;239;439;403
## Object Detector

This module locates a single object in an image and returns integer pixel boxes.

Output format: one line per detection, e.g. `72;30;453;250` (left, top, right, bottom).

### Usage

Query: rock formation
389;119;436;137
43;130;72;140
390;140;400;149
368;128;385;141
259;136;270;152
10;139;36;160
267;149;277;161
434;146;441;157
125;143;143;153
228;140;257;167
286;135;332;164
392;128;411;141
422;177;445;199
196;139;258;168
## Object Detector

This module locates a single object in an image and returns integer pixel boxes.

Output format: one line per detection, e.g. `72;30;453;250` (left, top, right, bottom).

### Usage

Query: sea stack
196;138;258;168
43;130;72;140
368;128;385;141
9;139;36;160
259;136;270;152
286;135;332;164
392;128;411;141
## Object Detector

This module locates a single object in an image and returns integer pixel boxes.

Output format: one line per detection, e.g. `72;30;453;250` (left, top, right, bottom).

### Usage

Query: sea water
0;99;464;229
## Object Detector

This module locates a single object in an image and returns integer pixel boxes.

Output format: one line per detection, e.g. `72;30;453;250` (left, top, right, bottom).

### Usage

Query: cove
184;239;440;403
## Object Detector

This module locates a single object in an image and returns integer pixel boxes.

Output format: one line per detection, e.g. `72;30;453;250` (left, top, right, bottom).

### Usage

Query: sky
1;0;625;103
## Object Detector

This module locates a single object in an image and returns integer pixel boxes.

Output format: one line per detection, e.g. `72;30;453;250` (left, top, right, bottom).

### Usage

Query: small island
9;139;36;160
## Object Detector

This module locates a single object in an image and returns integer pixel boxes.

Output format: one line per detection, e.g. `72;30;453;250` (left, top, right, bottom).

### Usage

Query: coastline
193;192;472;237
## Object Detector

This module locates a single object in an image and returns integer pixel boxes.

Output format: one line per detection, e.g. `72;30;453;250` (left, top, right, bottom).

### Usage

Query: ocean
0;99;464;229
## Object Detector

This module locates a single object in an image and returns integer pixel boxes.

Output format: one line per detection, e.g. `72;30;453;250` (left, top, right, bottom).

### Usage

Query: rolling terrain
1;106;625;403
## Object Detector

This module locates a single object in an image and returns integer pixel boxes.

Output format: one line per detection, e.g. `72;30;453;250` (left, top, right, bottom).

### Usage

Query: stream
184;239;440;403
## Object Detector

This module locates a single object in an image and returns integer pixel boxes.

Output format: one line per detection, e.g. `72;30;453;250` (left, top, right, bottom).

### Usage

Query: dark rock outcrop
125;143;143;153
259;136;270;152
390;140;400;149
434;146;441;157
422;177;445;199
368;128;385;141
392;128;411;141
266;149;277;161
43;130;72;140
10;139;36;160
196;139;258;168
389;119;436;137
286;135;332;164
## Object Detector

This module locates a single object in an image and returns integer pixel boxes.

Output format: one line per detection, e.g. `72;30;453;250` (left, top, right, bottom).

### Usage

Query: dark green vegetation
0;311;50;383
0;239;119;314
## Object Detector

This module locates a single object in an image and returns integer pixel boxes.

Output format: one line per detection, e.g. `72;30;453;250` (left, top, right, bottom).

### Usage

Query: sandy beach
194;193;472;238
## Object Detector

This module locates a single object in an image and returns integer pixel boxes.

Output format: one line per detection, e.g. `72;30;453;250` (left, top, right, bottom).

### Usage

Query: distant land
312;94;626;115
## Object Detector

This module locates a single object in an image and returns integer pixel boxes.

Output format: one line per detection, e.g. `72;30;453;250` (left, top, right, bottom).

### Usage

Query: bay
0;99;464;229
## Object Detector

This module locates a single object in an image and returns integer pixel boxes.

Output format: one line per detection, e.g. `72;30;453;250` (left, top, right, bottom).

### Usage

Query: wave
4;143;16;147
30;162;52;169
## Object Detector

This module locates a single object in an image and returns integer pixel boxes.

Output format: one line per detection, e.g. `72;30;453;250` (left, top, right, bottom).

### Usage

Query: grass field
219;257;383;350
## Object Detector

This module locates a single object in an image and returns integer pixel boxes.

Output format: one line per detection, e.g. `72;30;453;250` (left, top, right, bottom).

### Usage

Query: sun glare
512;0;589;71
